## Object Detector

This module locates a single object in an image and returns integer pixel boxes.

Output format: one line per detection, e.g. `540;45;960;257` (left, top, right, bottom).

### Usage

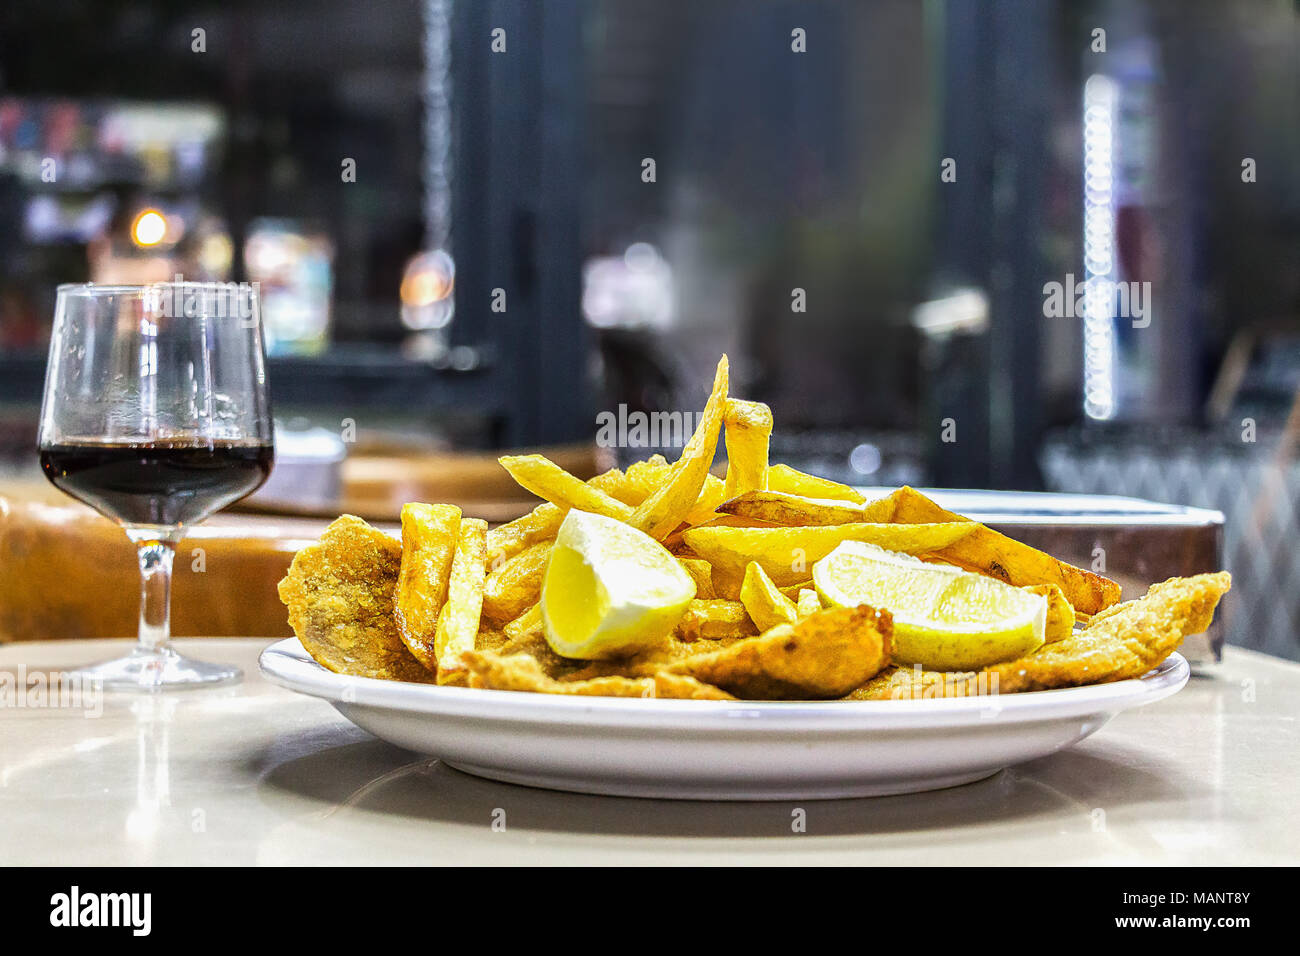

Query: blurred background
0;0;1296;656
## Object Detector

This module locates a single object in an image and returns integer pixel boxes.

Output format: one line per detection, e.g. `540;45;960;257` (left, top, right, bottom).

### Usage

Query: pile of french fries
370;355;1121;688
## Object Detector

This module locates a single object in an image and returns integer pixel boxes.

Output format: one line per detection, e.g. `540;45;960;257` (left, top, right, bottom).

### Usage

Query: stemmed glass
37;282;275;689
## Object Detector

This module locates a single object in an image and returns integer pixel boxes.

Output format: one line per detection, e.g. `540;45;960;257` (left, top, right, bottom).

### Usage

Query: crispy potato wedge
1026;583;1075;644
394;503;462;670
722;398;773;498
486;503;562;569
666;605;893;699
278;515;434;683
767;463;866;504
623;456;670;503
889;486;1120;614
630;356;729;539
682;521;976;586
588;467;641;506
482;540;551;622
683;473;728;526
740;561;799;631
432;518;489;685
719;489;871;527
498;454;635;521
676;556;716;599
676;598;757;641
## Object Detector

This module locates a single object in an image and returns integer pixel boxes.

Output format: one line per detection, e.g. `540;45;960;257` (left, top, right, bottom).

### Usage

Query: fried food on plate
629;356;729;539
278;353;1229;704
881;486;1121;615
432;517;489;686
848;571;1231;699
682;521;976;586
482;540;551;623
740;561;799;631
666;605;893;699
722;398;773;499
278;515;435;683
982;571;1230;692
394;503;462;670
766;463;866;504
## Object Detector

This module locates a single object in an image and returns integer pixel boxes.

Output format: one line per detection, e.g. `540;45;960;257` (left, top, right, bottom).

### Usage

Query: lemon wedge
541;510;697;660
813;540;1046;670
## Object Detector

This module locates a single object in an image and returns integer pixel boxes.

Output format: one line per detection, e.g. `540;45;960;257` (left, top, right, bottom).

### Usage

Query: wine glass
37;282;275;689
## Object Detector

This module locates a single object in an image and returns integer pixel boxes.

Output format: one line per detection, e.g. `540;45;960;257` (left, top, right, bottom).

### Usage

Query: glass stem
133;535;179;653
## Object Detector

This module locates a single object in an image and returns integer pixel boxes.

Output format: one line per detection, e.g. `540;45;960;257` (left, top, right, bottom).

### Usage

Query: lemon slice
813;540;1046;670
541;510;697;660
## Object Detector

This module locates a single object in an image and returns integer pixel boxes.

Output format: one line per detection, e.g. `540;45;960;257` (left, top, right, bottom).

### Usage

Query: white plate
259;639;1189;800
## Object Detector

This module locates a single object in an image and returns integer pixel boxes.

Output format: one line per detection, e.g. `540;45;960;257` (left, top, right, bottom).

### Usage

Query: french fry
498;454;635;521
588;467;641;506
1025;583;1075;643
682;521;977;586
796;588;821;618
482;540;551;622
719;489;870;527
683;473;728;525
503;602;543;643
486;502;563;567
711;566;744;601
676;598;757;641
432;518;488;685
722;398;773;498
394;503;462;670
630;356;729;539
740;561;799;631
676;556;716;599
767;463;866;504
624;455;670;502
890;486;1121;614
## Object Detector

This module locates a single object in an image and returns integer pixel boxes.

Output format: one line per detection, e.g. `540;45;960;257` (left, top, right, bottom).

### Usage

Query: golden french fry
623;456;671;503
740;561;799;631
503;601;543;642
486;503;563;567
719;489;871;527
676;598;757;641
1025;583;1075;643
767;463;866;504
630;356;729;539
723;398;773;499
432;518;488;685
278;515;435;683
394;503;462;669
682;521;976;587
683;473;728;525
498;454;635;521
588;467;642;506
666;605;893;699
796;588;821;618
676;556;716;599
482;540;551;622
890;486;1121;614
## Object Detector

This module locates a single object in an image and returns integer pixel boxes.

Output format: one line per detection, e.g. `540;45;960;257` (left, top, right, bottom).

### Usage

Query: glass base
74;645;242;691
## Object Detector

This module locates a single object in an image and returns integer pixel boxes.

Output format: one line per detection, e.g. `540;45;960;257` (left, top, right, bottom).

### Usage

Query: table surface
2;638;1296;865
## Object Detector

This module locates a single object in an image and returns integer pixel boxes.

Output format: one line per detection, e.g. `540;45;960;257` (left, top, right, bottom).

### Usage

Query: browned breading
665;605;893;699
277;515;435;683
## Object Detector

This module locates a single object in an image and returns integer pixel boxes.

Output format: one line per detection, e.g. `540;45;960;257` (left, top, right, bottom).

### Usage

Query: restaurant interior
0;0;1297;663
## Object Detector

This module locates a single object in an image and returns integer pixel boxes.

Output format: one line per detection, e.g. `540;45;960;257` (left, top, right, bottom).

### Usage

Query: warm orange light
131;209;167;247
400;265;453;306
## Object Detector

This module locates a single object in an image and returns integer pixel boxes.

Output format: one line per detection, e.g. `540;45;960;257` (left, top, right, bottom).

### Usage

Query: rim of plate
259;638;1189;731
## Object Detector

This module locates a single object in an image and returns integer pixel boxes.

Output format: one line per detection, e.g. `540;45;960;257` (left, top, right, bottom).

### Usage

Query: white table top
1;638;1296;865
